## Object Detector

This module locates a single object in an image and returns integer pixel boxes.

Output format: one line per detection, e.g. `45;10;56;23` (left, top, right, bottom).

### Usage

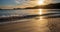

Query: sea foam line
0;19;32;24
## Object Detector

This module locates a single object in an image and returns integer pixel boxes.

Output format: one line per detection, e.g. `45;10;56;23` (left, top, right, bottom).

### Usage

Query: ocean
0;9;60;32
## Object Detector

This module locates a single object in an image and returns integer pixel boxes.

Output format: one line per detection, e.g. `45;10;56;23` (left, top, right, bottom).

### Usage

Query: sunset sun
38;0;45;5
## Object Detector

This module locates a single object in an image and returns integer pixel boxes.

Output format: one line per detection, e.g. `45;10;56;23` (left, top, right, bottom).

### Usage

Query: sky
0;0;60;9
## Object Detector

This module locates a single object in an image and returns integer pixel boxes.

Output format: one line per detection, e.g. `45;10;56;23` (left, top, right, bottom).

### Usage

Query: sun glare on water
39;9;43;20
39;9;43;15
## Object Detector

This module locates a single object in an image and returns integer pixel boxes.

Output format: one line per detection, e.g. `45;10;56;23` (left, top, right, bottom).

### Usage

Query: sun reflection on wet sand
36;16;50;32
36;9;50;32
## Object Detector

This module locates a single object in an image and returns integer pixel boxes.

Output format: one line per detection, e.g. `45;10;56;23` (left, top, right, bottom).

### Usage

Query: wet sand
48;18;60;32
0;17;60;32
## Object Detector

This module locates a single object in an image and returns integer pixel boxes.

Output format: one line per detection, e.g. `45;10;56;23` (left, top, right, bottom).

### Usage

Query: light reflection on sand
35;16;50;32
36;9;50;32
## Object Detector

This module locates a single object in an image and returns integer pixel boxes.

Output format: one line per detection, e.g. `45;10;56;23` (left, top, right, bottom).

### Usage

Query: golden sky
0;0;52;9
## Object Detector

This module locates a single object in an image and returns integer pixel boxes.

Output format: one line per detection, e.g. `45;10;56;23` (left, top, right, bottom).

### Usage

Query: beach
0;17;60;32
0;9;60;32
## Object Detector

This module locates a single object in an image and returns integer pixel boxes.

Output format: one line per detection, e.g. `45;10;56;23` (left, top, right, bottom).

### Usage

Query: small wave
0;15;39;22
41;13;60;18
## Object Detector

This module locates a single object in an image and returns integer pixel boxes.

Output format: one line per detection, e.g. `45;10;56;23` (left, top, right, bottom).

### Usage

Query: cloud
14;0;38;7
15;0;28;4
15;0;20;4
